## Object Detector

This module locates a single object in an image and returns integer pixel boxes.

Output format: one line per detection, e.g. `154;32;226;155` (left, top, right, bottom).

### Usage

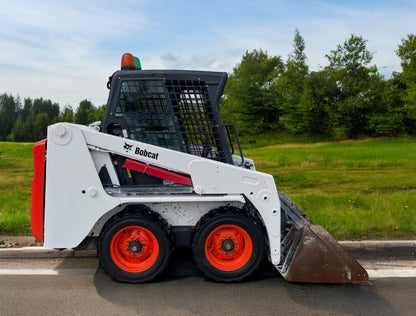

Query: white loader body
43;122;282;265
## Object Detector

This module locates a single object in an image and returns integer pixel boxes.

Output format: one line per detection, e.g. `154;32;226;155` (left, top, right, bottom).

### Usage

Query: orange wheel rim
110;225;159;273
204;224;253;271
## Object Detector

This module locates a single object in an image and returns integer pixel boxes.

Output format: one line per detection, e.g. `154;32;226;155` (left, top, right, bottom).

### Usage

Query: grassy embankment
243;136;416;240
0;138;415;239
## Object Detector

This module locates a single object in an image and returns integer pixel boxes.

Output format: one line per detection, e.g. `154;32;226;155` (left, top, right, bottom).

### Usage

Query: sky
1;0;415;109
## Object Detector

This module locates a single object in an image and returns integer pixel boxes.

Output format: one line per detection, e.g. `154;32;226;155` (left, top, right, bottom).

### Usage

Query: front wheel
98;211;171;283
192;210;265;282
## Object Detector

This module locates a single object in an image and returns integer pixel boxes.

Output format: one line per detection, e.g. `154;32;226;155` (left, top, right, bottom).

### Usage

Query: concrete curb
0;236;42;248
340;240;416;259
0;236;96;259
0;247;96;259
1;236;415;260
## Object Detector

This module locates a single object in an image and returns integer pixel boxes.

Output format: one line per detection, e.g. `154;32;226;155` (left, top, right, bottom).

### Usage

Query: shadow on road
90;248;398;315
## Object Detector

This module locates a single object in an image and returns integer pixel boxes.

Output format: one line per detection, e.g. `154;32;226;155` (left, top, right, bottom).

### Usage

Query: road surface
0;251;415;315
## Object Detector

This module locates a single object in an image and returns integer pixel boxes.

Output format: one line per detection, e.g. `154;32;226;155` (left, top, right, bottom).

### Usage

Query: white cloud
0;0;415;108
0;0;148;107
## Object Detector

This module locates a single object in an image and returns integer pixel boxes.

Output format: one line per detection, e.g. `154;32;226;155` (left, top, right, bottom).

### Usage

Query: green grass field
0;142;34;235
244;137;416;240
0;138;415;239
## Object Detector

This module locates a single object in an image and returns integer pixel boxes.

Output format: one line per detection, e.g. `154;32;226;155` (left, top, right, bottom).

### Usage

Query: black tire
192;209;265;282
98;210;171;283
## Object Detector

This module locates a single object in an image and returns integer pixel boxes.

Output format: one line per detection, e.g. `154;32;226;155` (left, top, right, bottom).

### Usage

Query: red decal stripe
123;159;192;186
123;159;146;173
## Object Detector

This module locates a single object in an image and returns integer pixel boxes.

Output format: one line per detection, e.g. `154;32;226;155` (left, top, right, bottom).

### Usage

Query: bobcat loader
31;53;369;284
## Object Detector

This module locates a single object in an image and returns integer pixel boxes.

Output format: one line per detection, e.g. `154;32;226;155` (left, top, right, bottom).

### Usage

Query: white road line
0;269;97;275
367;269;416;279
361;261;416;279
1;268;416;279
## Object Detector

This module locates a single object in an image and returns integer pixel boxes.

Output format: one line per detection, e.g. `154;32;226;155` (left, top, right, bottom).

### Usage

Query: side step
278;192;370;285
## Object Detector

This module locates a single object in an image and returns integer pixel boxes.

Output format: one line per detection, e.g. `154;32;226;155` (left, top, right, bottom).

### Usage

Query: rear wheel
98;210;171;283
192;210;265;282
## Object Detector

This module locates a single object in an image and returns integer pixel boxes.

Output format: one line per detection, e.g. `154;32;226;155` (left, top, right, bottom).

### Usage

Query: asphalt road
0;252;415;316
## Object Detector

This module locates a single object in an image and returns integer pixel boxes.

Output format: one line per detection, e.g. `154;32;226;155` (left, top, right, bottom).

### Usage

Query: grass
243;137;416;240
0;142;34;235
0;138;415;239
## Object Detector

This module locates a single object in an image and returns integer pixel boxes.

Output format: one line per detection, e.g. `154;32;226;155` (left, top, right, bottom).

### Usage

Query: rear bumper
31;139;47;242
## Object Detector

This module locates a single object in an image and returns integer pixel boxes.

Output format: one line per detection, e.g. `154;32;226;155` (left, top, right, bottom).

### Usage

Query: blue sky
1;0;415;108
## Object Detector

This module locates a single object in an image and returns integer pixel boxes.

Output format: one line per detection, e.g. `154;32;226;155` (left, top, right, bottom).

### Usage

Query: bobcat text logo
134;147;159;160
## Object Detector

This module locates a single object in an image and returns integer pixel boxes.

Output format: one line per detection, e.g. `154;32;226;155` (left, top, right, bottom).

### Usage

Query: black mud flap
278;192;370;285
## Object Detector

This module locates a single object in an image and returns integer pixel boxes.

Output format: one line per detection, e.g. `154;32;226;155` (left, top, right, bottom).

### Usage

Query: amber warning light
121;53;142;70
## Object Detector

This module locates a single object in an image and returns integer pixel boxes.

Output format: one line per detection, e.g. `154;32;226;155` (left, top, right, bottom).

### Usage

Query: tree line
220;31;416;139
0;97;105;142
1;31;415;142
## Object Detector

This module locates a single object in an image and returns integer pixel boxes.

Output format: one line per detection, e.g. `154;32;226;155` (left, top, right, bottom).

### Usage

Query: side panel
43;124;121;248
88;198;246;237
31;139;47;242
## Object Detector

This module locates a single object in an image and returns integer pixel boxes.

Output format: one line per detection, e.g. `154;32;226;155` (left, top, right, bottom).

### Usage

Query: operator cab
102;53;241;165
99;53;251;190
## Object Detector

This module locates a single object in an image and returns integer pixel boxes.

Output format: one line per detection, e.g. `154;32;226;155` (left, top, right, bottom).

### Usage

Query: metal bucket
278;192;370;285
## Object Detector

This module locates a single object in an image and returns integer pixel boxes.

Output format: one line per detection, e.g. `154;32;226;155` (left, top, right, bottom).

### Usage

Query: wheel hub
221;238;235;252
128;239;143;253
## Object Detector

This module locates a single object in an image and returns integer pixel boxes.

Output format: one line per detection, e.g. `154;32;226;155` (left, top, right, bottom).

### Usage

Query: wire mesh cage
109;71;231;163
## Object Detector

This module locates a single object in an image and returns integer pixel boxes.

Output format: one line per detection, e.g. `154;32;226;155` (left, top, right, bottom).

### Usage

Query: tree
8;96;62;141
75;99;97;125
95;104;107;121
326;34;373;72
33;113;49;140
368;78;404;136
32;98;60;121
287;29;308;74
62;105;74;123
275;29;310;133
220;49;284;134
324;34;381;138
10;118;26;142
0;93;19;140
20;98;33;121
300;69;339;136
396;34;416;134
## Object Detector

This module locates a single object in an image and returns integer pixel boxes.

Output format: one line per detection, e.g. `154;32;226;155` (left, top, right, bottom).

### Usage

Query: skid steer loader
31;53;369;284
